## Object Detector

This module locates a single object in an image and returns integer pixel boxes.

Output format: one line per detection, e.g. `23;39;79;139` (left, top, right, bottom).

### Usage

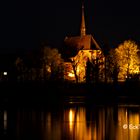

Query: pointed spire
80;1;86;37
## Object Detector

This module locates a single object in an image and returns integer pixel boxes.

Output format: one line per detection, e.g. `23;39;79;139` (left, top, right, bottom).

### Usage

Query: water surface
2;96;140;140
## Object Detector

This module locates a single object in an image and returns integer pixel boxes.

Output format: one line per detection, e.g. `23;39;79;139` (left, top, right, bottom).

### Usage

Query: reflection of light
4;110;7;130
125;110;128;121
3;72;7;76
69;109;75;132
46;112;51;132
75;108;92;140
65;107;97;140
69;101;73;104
117;108;140;140
69;110;73;121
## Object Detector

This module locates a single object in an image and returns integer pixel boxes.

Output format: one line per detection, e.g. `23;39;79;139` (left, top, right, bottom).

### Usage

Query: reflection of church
63;3;105;83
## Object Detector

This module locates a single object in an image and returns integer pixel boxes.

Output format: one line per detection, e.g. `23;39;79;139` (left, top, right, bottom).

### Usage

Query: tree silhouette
102;43;110;83
107;49;119;83
85;58;92;84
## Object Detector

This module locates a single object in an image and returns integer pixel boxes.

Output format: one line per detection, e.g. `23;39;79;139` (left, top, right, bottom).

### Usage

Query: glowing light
65;49;104;82
68;72;75;77
132;69;139;74
48;68;51;72
69;109;75;132
3;72;7;76
69;110;73;122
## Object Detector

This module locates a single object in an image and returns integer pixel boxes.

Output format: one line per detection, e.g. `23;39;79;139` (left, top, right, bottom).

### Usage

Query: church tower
63;1;104;83
80;2;86;36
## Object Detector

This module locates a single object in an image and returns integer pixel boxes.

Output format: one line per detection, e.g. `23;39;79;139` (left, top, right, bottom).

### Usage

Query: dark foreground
3;104;140;140
0;82;140;140
0;81;140;140
1;81;140;108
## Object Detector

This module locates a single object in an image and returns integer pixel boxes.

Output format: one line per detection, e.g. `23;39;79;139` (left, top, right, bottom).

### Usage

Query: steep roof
62;34;101;58
62;2;101;59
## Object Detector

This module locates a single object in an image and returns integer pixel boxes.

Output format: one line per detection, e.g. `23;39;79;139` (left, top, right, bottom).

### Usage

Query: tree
41;46;64;81
69;50;104;83
106;49;120;83
102;43;110;83
115;40;140;80
69;50;87;83
15;57;27;81
91;51;105;84
69;50;94;83
85;58;92;84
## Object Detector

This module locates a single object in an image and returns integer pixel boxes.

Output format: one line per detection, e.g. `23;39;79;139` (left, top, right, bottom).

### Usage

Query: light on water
4;101;140;140
69;109;74;132
4;110;7;130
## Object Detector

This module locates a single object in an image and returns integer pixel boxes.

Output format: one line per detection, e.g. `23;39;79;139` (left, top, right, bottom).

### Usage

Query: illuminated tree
115;40;140;80
69;50;87;83
41;46;64;81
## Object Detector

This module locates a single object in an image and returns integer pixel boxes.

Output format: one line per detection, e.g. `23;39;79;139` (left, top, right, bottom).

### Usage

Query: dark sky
40;0;140;49
1;0;140;52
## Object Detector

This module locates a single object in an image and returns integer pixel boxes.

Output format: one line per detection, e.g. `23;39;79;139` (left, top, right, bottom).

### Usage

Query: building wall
64;50;105;83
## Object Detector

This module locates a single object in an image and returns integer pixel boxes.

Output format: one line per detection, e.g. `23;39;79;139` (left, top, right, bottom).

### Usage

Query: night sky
1;0;140;52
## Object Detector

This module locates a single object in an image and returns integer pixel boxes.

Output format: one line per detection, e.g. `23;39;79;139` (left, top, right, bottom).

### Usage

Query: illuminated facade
63;3;104;83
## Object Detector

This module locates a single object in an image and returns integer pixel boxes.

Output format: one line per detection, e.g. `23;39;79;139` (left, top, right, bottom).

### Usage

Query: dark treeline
0;40;140;91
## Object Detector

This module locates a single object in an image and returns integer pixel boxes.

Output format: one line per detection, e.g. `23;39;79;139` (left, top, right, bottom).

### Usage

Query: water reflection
4;104;140;140
117;107;140;140
68;109;74;132
64;107;92;140
4;110;7;130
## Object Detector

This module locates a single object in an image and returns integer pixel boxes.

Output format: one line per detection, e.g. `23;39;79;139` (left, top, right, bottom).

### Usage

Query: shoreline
1;81;140;109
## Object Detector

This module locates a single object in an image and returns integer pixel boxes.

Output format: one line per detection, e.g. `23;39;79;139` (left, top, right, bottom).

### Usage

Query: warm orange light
69;109;75;132
77;67;80;73
69;110;73;121
117;108;140;140
47;67;51;72
115;40;140;80
68;72;75;77
69;50;104;82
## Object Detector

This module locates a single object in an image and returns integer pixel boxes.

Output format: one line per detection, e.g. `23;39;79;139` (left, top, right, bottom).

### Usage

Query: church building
62;2;105;83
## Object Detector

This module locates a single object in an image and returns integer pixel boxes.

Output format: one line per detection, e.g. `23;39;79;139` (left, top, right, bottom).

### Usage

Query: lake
2;95;140;140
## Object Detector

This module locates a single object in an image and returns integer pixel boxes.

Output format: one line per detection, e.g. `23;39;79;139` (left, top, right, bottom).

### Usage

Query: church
62;3;105;83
